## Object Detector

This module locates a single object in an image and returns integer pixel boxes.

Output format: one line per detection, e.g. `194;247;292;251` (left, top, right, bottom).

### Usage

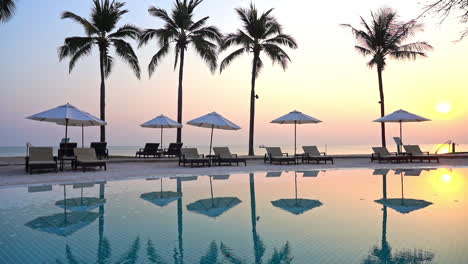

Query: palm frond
148;6;178;30
112;39;141;79
355;45;373;56
264;34;297;49
102;53;114;78
148;44;170;77
191;35;218;73
220;47;246;73
189;16;209;31
254;56;263;78
58;37;95;60
262;43;290;70
91;0;128;33
220;31;253;51
0;0;16;22
191;25;223;44
108;24;141;39
68;43;93;73
61;11;98;35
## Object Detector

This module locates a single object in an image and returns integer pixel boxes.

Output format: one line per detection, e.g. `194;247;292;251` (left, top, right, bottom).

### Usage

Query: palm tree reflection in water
362;171;435;263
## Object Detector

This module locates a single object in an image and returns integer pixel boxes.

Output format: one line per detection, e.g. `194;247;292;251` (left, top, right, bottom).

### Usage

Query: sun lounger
179;148;210;167
371;147;408;163
74;148;107;172
135;143;161;158
59;143;77;159
301;146;334;164
90;142;109;159
163;143;183;157
212;147;247;166
403;145;440;163
264;147;296;165
27;147;58;174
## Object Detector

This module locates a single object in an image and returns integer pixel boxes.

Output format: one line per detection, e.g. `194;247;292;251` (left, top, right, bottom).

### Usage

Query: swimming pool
0;168;466;263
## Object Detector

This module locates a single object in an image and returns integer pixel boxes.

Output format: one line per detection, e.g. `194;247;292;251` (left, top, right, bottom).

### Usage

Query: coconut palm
139;0;222;143
219;4;297;156
58;0;141;142
342;8;432;147
0;0;15;22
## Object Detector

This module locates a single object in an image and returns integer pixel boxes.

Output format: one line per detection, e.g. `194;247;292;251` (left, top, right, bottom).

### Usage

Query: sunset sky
0;0;467;151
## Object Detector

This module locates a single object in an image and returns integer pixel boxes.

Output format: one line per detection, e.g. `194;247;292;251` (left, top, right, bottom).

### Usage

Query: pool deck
0;156;467;188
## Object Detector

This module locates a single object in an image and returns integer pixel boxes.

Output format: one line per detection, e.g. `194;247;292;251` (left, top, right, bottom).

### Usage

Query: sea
0;143;466;157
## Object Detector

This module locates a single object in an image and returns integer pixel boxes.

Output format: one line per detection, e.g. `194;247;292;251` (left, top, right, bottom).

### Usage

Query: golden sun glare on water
436;102;452;114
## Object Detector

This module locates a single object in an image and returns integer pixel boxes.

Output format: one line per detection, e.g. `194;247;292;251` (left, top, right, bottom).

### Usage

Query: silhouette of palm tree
219;4;297;156
58;0;141;142
342;8;432;147
139;0;222;143
0;0;15;22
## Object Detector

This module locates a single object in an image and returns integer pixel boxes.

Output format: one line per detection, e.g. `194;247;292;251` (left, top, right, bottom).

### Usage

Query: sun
436;102;451;114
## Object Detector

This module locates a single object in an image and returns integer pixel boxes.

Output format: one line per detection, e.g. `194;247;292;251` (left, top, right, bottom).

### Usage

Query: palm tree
139;0;222;143
58;0;141;142
342;8;432;147
219;4;297;156
0;0;15;22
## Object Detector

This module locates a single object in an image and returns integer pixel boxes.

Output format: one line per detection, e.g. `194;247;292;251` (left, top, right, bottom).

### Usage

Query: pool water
0;168;467;263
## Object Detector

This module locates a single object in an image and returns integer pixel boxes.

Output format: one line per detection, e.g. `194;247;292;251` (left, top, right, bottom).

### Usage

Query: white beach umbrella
27;103;106;147
374;109;430;146
271;110;322;156
141;115;182;149
187;112;241;155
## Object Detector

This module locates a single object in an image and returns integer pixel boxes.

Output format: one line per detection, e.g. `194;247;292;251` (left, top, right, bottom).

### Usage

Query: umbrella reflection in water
375;169;432;214
271;171;322;215
186;175;241;218
140;178;182;207
363;169;435;263
25;185;99;237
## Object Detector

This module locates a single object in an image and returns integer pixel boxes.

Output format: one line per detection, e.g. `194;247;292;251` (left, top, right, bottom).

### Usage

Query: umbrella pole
82;124;84;148
400;121;403;147
160;178;163;195
65;119;69;141
294;172;298;202
209;126;214;156
294;121;297;157
401;173;404;205
209;176;214;206
161;127;163;150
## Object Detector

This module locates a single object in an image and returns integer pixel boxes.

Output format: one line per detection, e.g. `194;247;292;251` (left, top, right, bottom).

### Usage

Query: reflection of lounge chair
301;146;334;164
135;143;160;158
163;143;183;157
74;148;107;172
371;147;408;163
28;185;53;193
264;147;296;165
213;147;247;166
27;147;58;174
403;145;439;163
179;148;210;167
301;170;320;177
266;171;282;177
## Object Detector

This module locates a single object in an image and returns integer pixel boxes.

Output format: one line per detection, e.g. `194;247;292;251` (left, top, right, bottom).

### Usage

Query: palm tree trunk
176;49;185;143
99;50;106;143
377;66;386;147
248;52;259;156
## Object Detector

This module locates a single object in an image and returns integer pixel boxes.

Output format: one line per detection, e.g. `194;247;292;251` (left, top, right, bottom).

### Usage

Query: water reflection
55;183;106;212
140;178;182;207
271;171;323;215
25;184;102;237
375;169;432;214
363;170;436;263
186;175;241;218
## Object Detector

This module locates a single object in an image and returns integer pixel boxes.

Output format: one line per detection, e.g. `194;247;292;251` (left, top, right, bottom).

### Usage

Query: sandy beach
1;156;467;188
